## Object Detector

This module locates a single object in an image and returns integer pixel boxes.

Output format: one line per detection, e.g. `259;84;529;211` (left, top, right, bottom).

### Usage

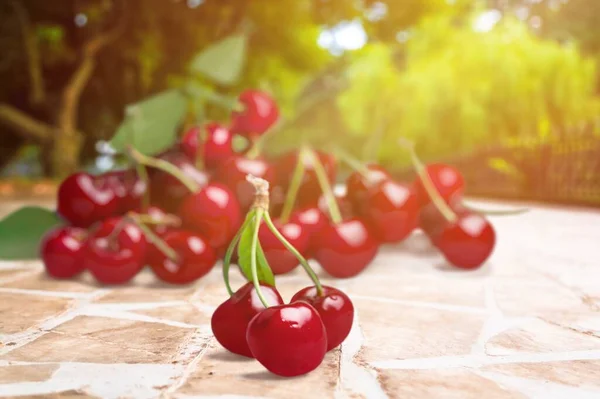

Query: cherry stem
304;147;342;224
334;148;371;179
263;212;324;296
106;217;128;251
195;126;206;171
135;164;150;211
251;208;271;308
126;215;179;263
279;152;306;224
127;147;199;193
399;139;458;224
127;211;181;227
460;202;529;216
222;211;256;296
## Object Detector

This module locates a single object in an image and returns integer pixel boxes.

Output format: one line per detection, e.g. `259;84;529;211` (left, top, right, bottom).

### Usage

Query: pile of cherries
40;87;497;288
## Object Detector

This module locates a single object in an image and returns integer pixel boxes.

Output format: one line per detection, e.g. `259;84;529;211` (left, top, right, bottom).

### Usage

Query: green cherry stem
398;139;457;223
304;147;342;224
222;211;256;296
263;211;324;296
128;146;199;193
279;151;306;223
251;208;271;308
126;215;179;262
334;147;371;179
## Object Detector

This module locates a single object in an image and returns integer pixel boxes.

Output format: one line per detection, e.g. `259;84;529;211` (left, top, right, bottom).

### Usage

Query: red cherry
178;182;242;250
230;90;279;138
317;192;354;221
436;212;496;269
181;123;234;170
313;218;379;278
39;226;87;279
346;164;390;210
211;282;284;357
149;230;216;284
275;150;336;208
104;170;147;214
57;172;118;227
291;285;354;351
258;219;310;275
357;180;419;243
84;217;147;285
419;197;467;244
246;302;327;376
290;207;329;256
215;156;275;211
413;163;465;207
149;152;210;212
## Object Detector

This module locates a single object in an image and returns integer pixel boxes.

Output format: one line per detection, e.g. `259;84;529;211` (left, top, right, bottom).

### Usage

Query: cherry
436;212;496;269
275;150;336;208
346;164;390;211
104;170;147;214
419;196;467;244
356;179;419;243
215;156;275;211
413;163;465;207
149;230;216;284
258;219;310;275
246;302;327;377
211;282;284;357
230;90;279;138
57;172;118;227
313;218;379;278
178;182;242;251
83;217;147;285
317;192;354;221
39;226;87;279
291;285;354;351
289;207;329;256
181;123;234;170
149;152;210;212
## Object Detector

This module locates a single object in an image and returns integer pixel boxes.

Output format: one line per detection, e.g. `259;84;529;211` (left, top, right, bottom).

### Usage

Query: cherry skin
317;192;354;221
139;206;173;265
178;182;242;251
104;170;146;214
290;207;329;257
357;179;420;243
413;163;465;207
346;164;390;211
149;230;216;284
215;156;275;211
181;123;234;170
419;196;467;245
149;152;210;213
211;282;284;358
57;172;118;227
275;150;337;208
83;217;147;285
291;285;354;351
258;219;310;275
230;89;279;138
246;302;327;377
313;218;379;278
436;212;496;269
39;226;87;279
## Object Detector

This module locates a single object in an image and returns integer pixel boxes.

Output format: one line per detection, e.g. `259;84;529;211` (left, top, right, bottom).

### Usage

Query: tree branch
0;103;54;141
10;0;45;105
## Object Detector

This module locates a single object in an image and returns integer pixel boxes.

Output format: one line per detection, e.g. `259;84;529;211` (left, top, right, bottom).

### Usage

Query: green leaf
189;34;247;86
109;89;187;155
237;211;275;286
0;206;63;260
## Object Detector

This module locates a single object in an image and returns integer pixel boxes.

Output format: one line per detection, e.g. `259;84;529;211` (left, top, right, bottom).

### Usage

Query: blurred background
0;0;598;205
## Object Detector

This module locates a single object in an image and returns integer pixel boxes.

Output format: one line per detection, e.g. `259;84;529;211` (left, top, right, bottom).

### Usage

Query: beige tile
486;318;600;355
1;390;98;399
484;360;600;389
2;271;95;293
0;364;58;384
135;304;207;325
377;368;527;399
4;316;192;364
0;293;72;334
94;271;196;303
177;340;340;399
355;299;486;361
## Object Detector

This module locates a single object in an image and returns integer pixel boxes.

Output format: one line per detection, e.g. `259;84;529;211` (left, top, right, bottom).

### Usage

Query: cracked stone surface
0;198;599;398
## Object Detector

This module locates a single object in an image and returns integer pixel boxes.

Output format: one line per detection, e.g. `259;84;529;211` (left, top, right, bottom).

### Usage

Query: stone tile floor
0;199;599;398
